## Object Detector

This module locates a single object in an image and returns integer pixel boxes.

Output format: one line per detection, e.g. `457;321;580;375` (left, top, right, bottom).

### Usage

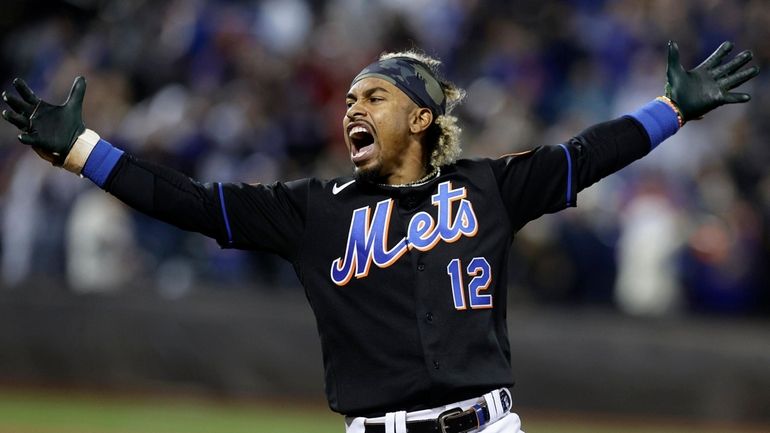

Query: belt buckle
437;407;464;433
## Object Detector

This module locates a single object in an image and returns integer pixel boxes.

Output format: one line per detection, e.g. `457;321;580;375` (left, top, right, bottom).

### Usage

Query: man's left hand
666;41;760;122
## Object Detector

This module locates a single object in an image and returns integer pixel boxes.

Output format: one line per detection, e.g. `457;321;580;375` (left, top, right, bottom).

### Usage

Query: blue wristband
82;139;124;188
628;99;680;150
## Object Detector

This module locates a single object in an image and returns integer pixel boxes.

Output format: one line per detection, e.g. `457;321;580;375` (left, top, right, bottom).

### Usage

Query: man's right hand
2;77;87;166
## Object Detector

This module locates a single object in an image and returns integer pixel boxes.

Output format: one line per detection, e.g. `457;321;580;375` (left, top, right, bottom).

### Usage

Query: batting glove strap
62;128;100;174
63;128;125;187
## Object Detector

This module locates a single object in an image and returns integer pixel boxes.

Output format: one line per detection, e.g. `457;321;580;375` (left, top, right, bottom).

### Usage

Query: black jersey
102;116;651;416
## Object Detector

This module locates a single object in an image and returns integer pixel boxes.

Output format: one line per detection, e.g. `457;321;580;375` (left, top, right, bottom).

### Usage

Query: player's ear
409;107;433;134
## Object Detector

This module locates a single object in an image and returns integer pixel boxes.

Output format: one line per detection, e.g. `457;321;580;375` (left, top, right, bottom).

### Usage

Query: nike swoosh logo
332;180;356;195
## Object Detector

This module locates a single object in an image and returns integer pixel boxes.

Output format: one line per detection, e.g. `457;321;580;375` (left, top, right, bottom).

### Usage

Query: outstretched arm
494;40;759;230
1;78;307;260
1;77;230;239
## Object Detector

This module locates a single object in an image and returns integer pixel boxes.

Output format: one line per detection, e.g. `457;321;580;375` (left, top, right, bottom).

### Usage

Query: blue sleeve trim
557;143;574;207
82;139;124;188
217;182;234;246
627;100;680;150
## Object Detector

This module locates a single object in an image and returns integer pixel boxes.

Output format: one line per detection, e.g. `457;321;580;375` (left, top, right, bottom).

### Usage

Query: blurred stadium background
0;0;769;432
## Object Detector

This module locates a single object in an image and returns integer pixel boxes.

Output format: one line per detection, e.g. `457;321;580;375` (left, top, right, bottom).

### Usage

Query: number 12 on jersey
446;257;493;310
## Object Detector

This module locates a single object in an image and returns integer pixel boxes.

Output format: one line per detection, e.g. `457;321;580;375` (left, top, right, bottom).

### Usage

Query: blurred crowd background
0;0;768;317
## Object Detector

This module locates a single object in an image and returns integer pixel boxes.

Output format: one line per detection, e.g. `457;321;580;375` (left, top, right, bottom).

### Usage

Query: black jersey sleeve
103;154;308;261
490;116;651;231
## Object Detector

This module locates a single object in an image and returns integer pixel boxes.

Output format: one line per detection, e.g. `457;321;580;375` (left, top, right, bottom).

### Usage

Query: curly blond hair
379;50;466;168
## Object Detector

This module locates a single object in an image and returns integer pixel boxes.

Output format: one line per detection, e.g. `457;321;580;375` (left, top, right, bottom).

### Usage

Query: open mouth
348;124;375;163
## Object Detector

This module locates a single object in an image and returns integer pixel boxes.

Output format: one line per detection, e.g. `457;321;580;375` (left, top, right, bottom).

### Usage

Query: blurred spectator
66;188;140;293
1;153;48;287
615;178;685;316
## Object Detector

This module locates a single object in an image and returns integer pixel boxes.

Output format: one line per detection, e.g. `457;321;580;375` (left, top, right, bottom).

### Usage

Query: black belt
364;391;511;433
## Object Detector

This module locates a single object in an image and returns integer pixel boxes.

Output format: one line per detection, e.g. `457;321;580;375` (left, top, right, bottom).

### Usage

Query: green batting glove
665;41;760;122
1;76;87;166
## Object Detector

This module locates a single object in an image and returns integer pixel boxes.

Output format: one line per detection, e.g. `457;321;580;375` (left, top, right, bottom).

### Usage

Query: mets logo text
330;181;478;286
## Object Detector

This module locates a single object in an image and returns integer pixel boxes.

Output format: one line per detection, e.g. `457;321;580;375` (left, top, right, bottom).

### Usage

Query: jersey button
425;312;433;322
417;263;425;271
433;360;440;370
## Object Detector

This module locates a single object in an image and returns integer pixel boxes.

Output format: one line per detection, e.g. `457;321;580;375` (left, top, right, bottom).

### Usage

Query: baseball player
2;41;759;433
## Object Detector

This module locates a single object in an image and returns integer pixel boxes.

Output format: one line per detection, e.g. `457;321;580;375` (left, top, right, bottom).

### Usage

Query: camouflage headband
352;57;446;116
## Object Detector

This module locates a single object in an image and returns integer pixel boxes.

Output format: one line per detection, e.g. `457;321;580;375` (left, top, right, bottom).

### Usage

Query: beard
353;160;386;184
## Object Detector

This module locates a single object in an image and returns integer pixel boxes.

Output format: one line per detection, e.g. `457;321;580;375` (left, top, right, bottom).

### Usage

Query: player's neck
382;142;431;185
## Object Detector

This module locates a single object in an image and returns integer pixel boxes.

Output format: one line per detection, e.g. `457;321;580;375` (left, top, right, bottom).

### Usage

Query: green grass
0;389;766;433
0;390;342;433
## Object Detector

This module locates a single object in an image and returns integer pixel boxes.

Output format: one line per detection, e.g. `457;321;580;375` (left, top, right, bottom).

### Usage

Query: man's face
343;77;421;183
